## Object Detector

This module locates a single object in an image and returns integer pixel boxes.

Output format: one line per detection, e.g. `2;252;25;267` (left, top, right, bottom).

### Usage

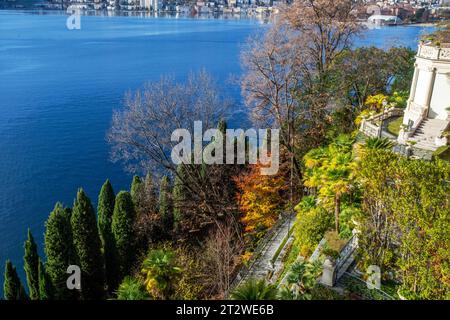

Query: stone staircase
336;252;356;281
411;118;448;151
229;215;296;291
244;216;295;280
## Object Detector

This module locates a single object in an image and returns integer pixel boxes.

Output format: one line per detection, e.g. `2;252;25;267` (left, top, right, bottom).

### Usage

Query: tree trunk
334;195;341;233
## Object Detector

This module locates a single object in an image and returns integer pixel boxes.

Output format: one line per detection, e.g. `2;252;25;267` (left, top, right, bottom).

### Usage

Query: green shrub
433;145;450;162
310;285;346;300
231;278;278;300
339;204;360;239
293;196;333;257
322;231;348;260
116;277;149;300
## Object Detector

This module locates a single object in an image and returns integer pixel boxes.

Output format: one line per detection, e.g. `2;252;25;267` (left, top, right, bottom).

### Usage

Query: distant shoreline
1;8;445;26
0;8;271;20
408;22;438;27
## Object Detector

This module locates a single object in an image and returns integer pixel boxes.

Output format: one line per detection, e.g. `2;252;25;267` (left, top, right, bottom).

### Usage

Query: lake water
0;10;433;294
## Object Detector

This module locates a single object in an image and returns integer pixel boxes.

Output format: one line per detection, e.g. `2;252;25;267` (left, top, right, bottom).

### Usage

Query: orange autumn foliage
234;162;288;241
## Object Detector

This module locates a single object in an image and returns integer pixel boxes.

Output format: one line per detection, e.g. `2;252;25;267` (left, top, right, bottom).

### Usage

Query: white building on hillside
398;42;450;150
360;41;450;158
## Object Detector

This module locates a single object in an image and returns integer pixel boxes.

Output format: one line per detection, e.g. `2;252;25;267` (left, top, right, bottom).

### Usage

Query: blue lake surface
0;10;433;295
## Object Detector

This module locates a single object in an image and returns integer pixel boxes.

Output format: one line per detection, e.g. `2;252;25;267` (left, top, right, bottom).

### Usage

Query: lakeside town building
2;0;450;19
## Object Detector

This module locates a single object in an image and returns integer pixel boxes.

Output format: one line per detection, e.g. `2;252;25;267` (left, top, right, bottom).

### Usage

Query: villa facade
361;41;450;158
397;43;450;151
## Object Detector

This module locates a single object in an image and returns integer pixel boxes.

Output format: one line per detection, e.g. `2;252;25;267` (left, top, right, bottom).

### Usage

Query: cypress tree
159;176;173;234
71;188;105;300
172;165;185;231
218;118;227;136
44;203;77;300
136;173;157;217
134;173;157;250
112;191;136;280
130;175;142;206
23;229;40;300
3;260;28;300
97;179;119;294
144;173;156;198
38;259;54;300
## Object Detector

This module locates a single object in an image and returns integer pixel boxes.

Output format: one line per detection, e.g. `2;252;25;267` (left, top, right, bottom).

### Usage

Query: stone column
407;63;420;108
424;67;437;117
321;258;336;287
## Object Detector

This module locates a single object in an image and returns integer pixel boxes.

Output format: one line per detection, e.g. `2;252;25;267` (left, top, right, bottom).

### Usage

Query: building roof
368;14;403;22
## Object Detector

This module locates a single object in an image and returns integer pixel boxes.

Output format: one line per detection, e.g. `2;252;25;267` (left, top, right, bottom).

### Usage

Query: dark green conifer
38;259;54;300
159;176;173;234
44;203;77;299
112;191;136;280
3;260;28;300
97;180;119;293
23;229;40;300
172;166;186;231
71;188;105;300
130;175;142;207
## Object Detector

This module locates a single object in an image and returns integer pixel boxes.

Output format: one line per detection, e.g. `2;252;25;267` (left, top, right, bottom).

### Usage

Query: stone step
414;134;435;140
415;142;438;151
417;125;444;131
416;125;445;131
410;118;448;151
418;119;448;129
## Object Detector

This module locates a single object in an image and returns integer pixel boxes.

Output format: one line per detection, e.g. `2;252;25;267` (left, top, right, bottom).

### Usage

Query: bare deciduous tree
109;70;228;174
241;22;305;183
282;0;362;76
109;71;242;236
202;220;244;299
241;0;362;184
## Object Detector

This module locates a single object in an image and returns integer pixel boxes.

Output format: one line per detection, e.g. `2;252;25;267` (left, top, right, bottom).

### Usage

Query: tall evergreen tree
134;173;158;251
97;179;119;294
38;259;54;300
23;229;40;300
130;175;142;206
135;173;157;217
3;260;28;300
112;191;136;280
44;203;77;300
159;176;173;235
71;188;105;300
217;118;227;135
172;165;186;231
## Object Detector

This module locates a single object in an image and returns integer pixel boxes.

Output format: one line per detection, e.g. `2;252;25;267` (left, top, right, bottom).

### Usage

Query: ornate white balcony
417;43;450;61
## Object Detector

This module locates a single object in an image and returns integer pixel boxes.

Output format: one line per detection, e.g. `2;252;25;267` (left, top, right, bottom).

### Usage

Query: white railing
404;104;428;138
310;238;326;263
359;107;404;138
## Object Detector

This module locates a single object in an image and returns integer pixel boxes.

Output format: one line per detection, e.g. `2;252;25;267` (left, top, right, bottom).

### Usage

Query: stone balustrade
359;107;404;139
417;43;450;61
320;232;358;287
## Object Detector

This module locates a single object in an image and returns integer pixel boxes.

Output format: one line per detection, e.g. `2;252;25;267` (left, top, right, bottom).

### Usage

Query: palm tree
141;249;181;299
230;278;278;300
303;135;355;233
279;260;323;300
116;277;149;300
355;137;393;161
364;137;393;150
